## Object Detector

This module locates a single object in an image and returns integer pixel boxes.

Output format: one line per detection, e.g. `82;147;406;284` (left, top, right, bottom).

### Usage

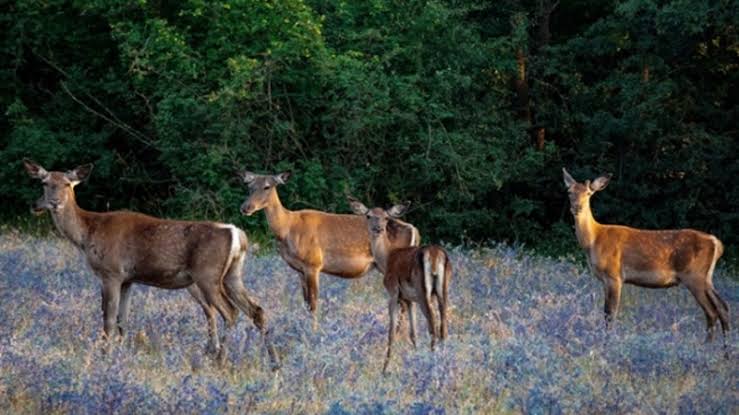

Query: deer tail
706;236;723;286
219;224;244;323
418;246;448;299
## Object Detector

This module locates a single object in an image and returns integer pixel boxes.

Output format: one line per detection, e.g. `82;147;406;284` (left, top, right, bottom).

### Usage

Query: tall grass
0;231;735;414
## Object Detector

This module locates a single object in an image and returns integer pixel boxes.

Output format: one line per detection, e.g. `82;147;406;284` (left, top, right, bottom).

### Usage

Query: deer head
23;159;93;214
562;168;611;216
348;196;410;240
239;171;291;216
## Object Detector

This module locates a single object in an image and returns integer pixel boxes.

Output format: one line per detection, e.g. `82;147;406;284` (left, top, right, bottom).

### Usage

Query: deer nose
49;200;61;209
240;202;254;216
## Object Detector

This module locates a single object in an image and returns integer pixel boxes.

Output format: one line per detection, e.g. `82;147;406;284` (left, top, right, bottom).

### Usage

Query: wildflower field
0;231;736;414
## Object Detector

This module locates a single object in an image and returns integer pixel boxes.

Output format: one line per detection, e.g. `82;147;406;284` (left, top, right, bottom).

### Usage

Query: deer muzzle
240;202;255;216
31;197;47;216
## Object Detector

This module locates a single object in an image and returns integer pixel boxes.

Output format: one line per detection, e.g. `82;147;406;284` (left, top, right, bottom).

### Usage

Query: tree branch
60;81;154;147
32;49;155;147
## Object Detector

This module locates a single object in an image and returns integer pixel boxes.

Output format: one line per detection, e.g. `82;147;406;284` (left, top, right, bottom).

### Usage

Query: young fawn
349;197;452;373
240;171;419;328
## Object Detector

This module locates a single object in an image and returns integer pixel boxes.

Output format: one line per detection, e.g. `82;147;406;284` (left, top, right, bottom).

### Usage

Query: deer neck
263;190;292;241
574;200;600;249
369;232;392;275
50;194;90;249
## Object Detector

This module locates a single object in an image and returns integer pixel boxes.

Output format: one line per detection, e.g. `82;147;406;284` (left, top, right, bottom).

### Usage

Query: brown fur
24;159;279;368
563;168;730;348
348;200;452;374
240;172;420;325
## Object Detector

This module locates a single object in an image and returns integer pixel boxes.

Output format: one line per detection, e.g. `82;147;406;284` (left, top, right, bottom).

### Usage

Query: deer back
81;211;238;287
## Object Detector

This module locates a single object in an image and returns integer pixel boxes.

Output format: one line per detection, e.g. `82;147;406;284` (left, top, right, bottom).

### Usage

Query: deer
348;197;452;374
23;159;279;369
239;171;420;328
562;168;730;350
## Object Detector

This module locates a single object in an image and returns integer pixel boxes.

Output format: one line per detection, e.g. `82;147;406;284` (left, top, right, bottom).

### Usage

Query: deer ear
590;174;612;192
562;168;577;188
23;158;49;180
242;171;257;184
347;196;369;215
387;202;410;218
66;163;93;184
274;171;291;185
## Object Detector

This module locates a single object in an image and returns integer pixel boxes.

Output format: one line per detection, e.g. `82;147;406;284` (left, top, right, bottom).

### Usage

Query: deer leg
188;284;220;354
204;305;220;355
224;271;281;370
116;282;132;338
437;293;448;341
419;295;438;350
707;288;731;358
215;304;235;366
224;278;266;330
688;284;719;343
707;288;730;335
299;272;310;305
440;265;451;340
198;282;236;366
101;281;122;343
603;278;622;330
395;301;406;336
217;324;232;366
306;268;321;329
383;296;400;374
404;300;417;349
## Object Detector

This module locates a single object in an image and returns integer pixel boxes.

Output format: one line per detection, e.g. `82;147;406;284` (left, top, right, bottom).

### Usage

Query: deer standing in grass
239;171;420;327
23;159;279;368
562;168;730;349
348;197;452;374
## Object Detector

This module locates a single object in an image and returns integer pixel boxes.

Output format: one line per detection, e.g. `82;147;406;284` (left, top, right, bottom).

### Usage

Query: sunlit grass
0;232;735;413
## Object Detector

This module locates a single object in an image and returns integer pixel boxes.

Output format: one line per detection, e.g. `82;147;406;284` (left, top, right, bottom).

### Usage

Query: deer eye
263;185;271;190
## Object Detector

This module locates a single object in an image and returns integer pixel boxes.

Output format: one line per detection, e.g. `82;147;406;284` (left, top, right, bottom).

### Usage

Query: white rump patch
435;255;445;297
217;224;241;262
707;236;720;285
423;250;433;298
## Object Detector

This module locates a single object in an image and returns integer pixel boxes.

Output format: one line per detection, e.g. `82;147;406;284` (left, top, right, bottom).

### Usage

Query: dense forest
1;0;737;255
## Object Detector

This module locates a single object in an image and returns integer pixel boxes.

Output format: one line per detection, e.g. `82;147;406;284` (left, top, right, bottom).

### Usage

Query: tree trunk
537;0;553;48
535;127;546;150
514;49;531;125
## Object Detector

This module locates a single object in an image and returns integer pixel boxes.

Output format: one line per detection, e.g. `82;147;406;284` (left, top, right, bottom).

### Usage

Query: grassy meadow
0;231;736;414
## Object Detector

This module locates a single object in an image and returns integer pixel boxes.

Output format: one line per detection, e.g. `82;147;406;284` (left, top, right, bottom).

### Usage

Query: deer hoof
216;347;228;367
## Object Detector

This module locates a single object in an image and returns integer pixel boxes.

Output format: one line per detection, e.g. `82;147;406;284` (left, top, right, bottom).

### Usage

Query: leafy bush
1;0;736;253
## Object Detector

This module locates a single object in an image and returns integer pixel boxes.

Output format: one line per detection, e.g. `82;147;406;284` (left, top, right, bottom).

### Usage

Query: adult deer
23;159;279;369
239;171;420;326
348;197;452;374
562;168;730;347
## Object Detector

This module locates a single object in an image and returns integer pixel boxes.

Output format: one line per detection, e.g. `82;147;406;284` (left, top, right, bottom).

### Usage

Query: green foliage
1;0;737;252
